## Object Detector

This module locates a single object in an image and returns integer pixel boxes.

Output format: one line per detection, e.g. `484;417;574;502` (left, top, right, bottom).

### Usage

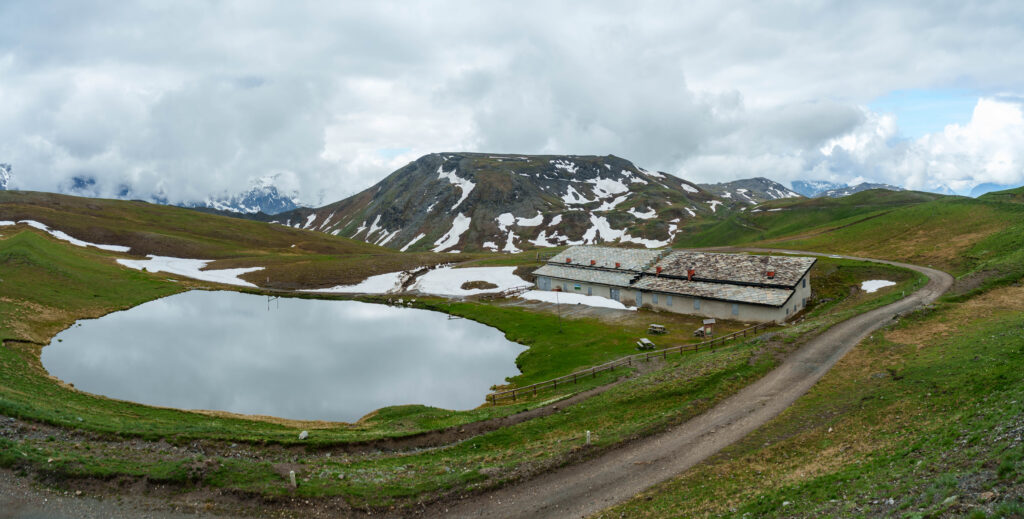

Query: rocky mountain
819;182;904;198
0;164;10;190
184;175;303;215
272;152;724;253
698;177;802;206
790;179;845;197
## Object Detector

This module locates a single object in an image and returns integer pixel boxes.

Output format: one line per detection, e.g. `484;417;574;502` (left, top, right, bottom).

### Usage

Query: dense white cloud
1;1;1023;203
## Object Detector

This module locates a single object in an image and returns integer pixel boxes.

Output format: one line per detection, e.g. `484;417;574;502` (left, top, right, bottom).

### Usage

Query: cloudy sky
2;1;1023;204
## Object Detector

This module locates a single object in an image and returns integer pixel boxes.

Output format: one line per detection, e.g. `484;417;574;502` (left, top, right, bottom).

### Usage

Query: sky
1;1;1023;204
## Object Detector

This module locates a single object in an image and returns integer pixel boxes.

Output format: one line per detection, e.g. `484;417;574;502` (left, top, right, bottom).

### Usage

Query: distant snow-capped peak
190;174;304;215
0;163;11;190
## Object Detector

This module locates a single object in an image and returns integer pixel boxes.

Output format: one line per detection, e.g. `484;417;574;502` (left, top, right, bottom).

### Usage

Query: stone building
532;245;815;323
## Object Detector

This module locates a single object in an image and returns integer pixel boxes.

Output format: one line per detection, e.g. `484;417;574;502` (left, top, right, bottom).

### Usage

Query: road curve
433;251;953;519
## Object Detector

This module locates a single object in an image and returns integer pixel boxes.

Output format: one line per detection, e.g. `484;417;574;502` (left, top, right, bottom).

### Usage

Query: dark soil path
426;251;952;518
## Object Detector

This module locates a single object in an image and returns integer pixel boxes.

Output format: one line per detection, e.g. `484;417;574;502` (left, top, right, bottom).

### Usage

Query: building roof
547;245;665;272
633;276;794;306
646;251;814;288
533;263;637;287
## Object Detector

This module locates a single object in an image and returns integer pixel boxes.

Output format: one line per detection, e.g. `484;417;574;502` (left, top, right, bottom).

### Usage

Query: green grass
605;282;1024;517
675;190;943;248
0;189;961;509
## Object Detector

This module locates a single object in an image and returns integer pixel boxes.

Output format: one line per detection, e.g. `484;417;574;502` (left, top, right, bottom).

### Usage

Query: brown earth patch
461;280;498;290
886;283;1024;347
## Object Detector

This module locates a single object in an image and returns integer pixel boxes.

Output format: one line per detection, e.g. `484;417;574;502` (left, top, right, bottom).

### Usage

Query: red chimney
590;259;596;266
766;270;775;279
687;268;695;281
615;262;621;268
656;266;663;274
566;257;572;263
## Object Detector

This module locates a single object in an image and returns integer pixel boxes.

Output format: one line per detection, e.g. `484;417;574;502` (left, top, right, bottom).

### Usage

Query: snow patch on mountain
195;175;303;215
627;207;657;219
437;166;475;211
400;233;426;252
433;213;471;252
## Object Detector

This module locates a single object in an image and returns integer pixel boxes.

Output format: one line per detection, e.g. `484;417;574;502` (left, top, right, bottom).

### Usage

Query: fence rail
479;285;531;301
487;321;775;404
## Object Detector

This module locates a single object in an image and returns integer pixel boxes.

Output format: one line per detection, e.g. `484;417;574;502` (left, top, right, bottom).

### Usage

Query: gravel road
431;251;952;518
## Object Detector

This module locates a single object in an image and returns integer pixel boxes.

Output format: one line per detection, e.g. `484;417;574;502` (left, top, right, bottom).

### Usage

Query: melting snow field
861;280;896;293
2;220;131;252
117;256;264;287
518;290;635;311
412;267;531;296
303;271;405;294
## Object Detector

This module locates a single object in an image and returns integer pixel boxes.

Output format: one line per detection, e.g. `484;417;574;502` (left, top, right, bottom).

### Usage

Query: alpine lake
42;291;527;422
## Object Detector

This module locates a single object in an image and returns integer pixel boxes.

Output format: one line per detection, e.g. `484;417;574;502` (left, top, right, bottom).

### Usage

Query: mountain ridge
272;152;723;253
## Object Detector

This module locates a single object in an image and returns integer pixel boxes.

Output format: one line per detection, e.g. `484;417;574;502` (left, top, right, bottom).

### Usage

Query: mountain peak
272;152;717;252
698;177;802;205
187;175;304;215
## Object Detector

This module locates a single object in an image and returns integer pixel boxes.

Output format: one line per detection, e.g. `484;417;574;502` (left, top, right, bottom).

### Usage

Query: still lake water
42;291;527;422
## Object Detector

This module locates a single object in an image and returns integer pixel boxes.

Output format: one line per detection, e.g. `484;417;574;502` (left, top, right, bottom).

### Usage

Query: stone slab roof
548;245;665;272
534;264;637;287
633;276;794;306
646;251;814;288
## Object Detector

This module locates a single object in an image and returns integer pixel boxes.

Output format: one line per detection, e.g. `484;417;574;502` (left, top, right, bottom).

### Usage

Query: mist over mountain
0;164;10;190
790;180;846;197
183;176;304;215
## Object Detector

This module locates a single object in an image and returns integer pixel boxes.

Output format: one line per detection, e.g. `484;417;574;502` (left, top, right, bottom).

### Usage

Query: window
802;277;807;288
652;293;659;304
694;298;701;310
667;295;673;306
786;307;790;315
732;303;739;316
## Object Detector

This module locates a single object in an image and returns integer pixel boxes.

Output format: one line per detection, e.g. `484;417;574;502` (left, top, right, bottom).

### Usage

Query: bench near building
532;245;815;323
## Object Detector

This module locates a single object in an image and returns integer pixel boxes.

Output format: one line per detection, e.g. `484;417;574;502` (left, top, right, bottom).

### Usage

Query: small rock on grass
298;430;308;440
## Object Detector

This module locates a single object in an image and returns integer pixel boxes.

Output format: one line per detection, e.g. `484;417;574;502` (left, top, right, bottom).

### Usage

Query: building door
609;288;620;301
635;291;643;306
587;286;592;296
538;276;551;290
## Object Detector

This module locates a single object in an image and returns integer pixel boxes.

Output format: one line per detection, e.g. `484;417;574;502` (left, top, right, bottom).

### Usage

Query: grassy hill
0;190;469;288
0;188;934;511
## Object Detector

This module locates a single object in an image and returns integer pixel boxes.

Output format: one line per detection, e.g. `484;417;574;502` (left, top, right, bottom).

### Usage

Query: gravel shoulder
429;251;952;518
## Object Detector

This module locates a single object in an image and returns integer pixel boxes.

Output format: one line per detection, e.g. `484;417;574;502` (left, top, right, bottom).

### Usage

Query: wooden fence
479;285;531;301
487;321;775;404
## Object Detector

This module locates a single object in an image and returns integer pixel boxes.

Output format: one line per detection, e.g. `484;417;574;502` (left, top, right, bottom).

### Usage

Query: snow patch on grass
10;220;131;252
303;271;404;294
861;280;896;293
519;290;635;310
118;256;263;287
413;267;531;296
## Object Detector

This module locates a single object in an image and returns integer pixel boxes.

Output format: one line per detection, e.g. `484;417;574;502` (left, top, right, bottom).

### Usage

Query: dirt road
431;251;952;518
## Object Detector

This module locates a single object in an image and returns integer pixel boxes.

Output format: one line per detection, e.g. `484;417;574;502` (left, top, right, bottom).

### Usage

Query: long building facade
533;245;815;323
